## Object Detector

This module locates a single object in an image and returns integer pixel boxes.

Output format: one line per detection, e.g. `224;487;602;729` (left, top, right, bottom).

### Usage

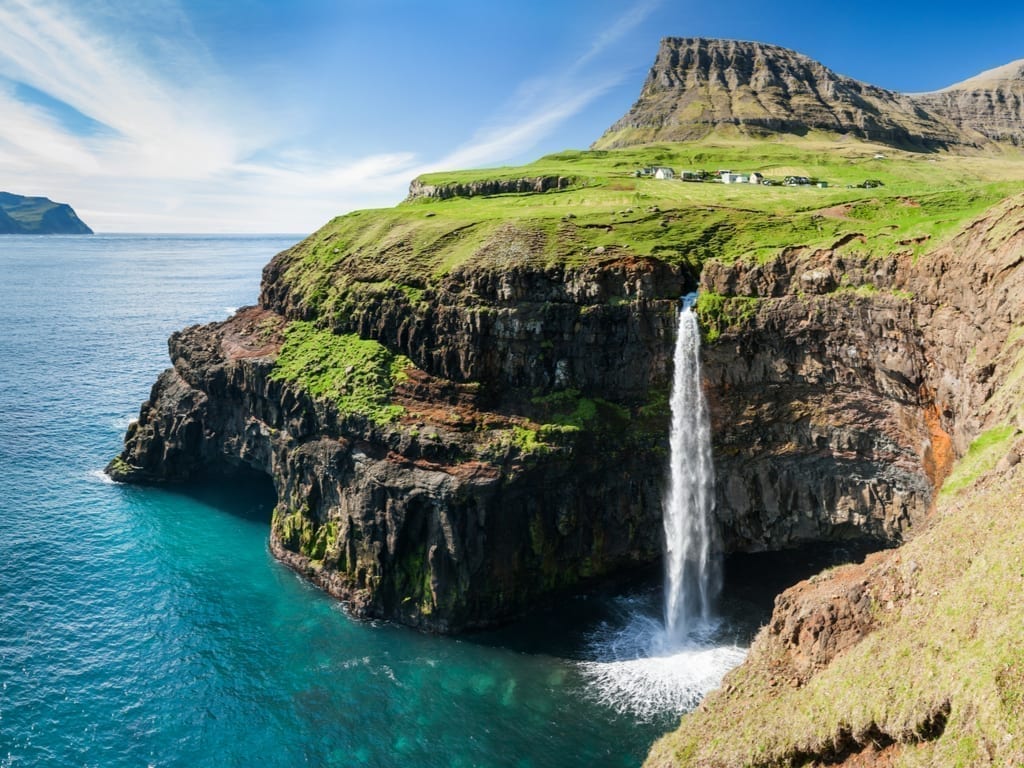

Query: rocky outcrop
593;38;972;150
701;196;1024;553
0;191;93;234
911;59;1024;146
406;176;576;201
111;259;687;631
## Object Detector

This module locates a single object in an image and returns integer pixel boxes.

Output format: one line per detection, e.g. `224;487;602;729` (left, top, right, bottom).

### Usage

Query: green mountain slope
0;192;93;234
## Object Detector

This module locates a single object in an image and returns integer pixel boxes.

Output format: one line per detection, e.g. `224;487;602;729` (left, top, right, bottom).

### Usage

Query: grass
694;292;760;342
269;320;412;424
940;424;1018;497
273;136;1024;324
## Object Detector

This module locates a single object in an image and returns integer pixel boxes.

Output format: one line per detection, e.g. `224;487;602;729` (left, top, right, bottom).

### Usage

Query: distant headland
0;192;93;235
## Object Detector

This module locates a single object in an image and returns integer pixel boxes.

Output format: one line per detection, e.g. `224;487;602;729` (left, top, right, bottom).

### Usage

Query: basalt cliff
594;37;1024;149
111;37;1024;766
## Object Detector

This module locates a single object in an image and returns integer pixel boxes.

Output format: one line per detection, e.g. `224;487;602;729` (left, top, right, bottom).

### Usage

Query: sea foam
577;608;746;720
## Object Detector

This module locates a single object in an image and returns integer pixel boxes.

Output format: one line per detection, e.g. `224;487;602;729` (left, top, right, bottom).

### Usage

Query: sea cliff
0;191;93;234
111;252;689;631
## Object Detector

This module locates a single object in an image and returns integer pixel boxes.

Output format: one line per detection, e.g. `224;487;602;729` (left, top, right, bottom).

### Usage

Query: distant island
0;192;93;234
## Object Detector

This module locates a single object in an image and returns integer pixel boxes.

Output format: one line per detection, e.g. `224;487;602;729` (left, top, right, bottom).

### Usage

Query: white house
749;172;765;184
654;167;675;180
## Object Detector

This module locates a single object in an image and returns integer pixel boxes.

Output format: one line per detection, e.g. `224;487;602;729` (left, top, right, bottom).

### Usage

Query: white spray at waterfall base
578;302;746;719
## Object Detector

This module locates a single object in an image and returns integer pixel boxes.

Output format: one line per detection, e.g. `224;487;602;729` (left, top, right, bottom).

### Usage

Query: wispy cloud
0;0;655;232
0;0;240;178
401;0;662;178
572;0;661;73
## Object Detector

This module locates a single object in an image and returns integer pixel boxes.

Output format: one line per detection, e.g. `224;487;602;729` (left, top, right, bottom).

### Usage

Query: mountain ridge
911;57;1024;146
594;37;1021;149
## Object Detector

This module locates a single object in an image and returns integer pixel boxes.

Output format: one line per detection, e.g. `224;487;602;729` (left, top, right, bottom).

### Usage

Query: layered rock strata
911;59;1024;146
112;259;688;631
593;37;971;150
111;190;1024;631
406;176;576;201
702;196;1024;551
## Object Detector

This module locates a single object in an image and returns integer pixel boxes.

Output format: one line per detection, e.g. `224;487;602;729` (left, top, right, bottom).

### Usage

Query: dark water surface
0;235;868;767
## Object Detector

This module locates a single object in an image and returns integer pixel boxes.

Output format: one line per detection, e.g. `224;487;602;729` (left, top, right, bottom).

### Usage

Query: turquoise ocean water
0;235;866;767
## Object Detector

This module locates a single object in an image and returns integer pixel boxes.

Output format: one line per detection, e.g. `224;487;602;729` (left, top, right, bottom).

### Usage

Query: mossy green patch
940;424;1017;497
273;506;340;565
107;455;136;476
270;320;411;424
694;291;760;343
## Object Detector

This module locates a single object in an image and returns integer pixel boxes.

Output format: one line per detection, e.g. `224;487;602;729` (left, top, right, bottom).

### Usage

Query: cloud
0;0;241;178
0;0;655;232
572;0;661;73
407;0;661;176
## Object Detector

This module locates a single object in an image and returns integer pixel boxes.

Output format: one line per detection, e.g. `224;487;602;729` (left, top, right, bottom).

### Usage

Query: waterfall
576;305;745;714
662;301;720;643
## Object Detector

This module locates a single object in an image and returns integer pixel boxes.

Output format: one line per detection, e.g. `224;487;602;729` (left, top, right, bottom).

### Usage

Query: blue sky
1;0;1022;233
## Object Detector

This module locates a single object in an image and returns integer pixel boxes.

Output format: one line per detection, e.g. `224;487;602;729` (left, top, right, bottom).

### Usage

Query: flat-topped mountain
911;59;1024;145
0;192;93;234
594;37;994;150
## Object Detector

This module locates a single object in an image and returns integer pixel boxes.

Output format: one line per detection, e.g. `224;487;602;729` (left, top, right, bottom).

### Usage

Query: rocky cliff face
701;196;1024;553
110;195;1024;632
910;59;1024;146
593;38;970;150
111;255;689;631
406;176;576;201
646;196;1024;767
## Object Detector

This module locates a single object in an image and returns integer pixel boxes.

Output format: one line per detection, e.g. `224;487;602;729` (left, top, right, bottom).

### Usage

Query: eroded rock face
911;59;1024;146
262;250;689;401
406;176;575;201
111;275;678;631
593;37;969;149
702;197;1024;551
111;197;1024;631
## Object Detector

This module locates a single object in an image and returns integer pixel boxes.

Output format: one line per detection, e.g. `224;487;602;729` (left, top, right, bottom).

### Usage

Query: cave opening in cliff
174;467;277;526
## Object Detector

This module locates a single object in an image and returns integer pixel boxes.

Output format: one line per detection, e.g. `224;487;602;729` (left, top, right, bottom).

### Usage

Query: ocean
0;234;864;767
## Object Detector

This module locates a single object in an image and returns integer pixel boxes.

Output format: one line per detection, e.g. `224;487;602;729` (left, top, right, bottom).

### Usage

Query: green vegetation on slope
940;424;1018;497
0;191;93;234
276;136;1024;325
269;320;412;424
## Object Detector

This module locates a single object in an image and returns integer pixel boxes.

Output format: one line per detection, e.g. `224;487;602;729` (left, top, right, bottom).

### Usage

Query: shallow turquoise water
0;235;685;767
